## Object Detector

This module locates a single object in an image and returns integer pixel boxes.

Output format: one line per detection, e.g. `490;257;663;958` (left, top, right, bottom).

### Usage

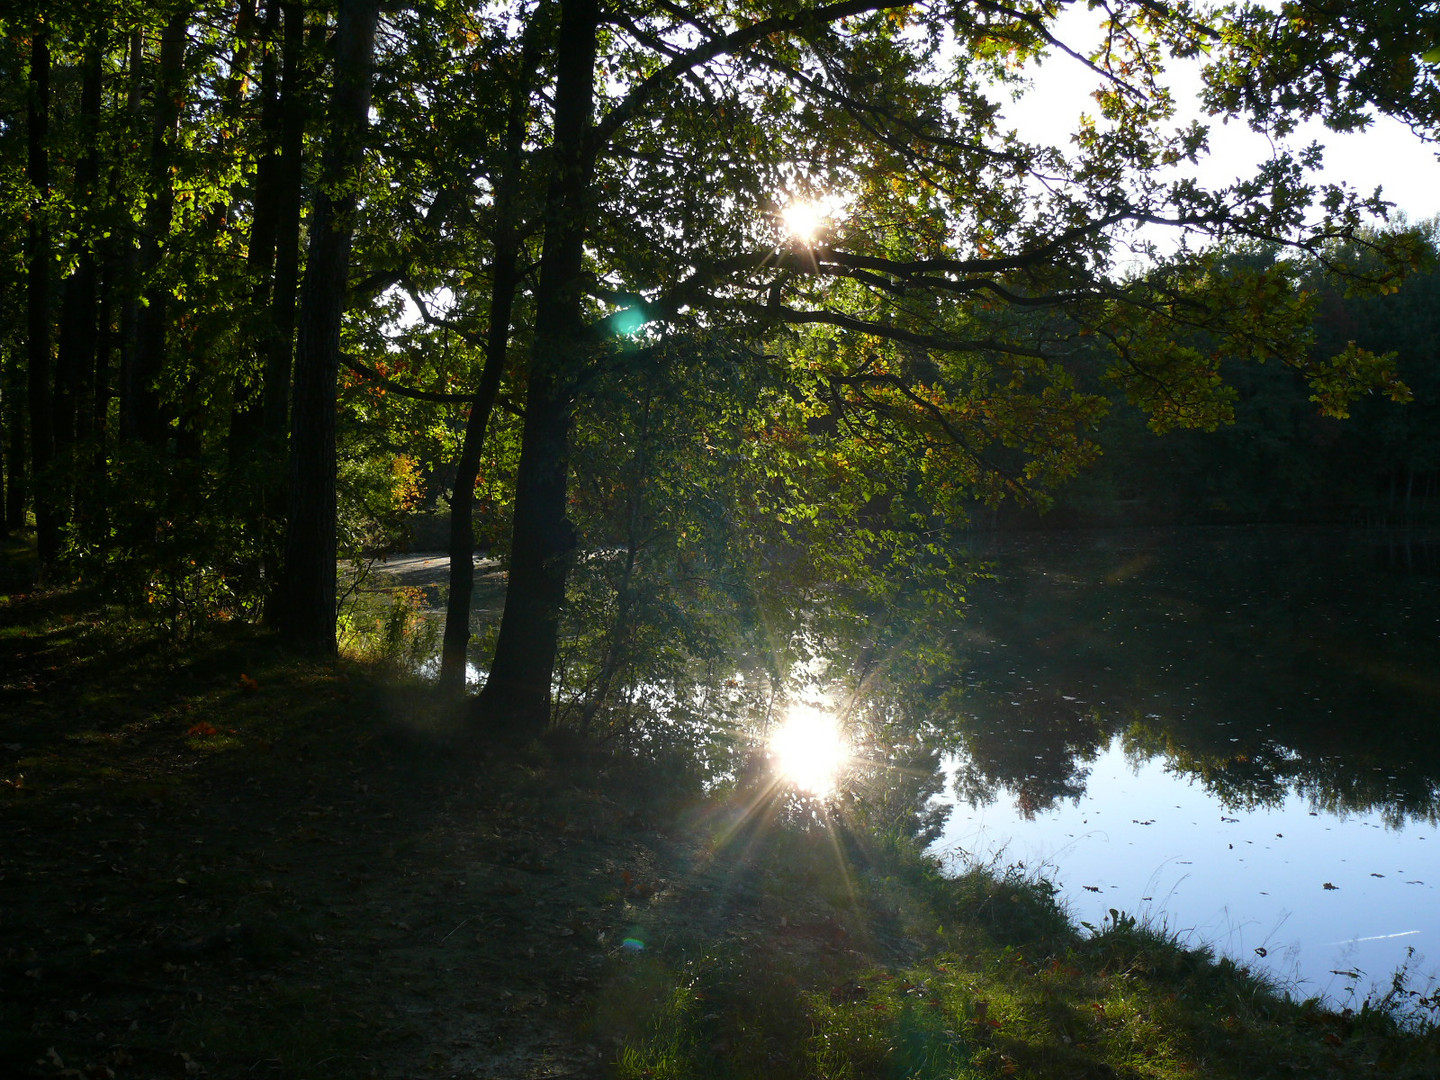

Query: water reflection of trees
438;526;1439;832
538;550;978;843
948;529;1440;828
948;696;1107;819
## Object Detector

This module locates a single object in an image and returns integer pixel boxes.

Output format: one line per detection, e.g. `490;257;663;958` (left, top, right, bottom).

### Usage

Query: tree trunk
0;373;7;536
127;10;189;448
229;0;273;457
116;29;145;446
4;349;24;533
54;39;106;526
473;0;599;736
26;24;58;574
275;0;379;653
440;268;517;693
86;250;116;531
263;3;311;451
438;21;544;694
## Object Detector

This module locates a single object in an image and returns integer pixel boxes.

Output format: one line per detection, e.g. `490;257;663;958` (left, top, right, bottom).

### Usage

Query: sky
1003;13;1440;229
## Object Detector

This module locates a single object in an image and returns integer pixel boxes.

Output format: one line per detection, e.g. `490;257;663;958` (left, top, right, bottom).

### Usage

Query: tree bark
116;29;145;446
229;0;274;456
3;350;23;535
0;374;7;536
26;24;58;573
472;0;599;735
263;3;311;451
126;11;189;448
86;249;116;531
438;21;544;694
54;39;106;523
275;0;380;653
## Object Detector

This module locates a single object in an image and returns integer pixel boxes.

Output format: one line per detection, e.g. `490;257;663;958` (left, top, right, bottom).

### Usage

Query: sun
769;702;850;796
779;199;829;244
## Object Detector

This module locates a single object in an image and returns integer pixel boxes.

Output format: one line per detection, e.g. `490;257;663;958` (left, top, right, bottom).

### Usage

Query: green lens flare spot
611;308;647;336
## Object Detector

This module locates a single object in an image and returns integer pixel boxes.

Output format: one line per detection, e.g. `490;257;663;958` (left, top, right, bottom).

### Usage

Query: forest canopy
2;0;1438;739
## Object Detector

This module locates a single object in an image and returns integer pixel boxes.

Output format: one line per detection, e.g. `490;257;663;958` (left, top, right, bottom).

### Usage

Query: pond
377;526;1440;1006
935;527;1440;1006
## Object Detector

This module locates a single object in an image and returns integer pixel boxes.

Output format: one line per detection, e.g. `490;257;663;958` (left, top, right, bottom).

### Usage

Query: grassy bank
2;569;1436;1078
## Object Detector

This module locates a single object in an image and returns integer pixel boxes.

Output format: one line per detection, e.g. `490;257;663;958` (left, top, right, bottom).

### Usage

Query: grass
2;551;1437;1078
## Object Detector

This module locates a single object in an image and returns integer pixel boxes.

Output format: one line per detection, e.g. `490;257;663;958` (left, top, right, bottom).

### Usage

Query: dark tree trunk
440;273;517;694
263;3;310;450
54;40;106;523
86;253;116;530
438;22;544;694
0;374;7;536
230;0;280;457
4;349;24;533
0;375;8;537
276;0;380;653
127;11;189;448
116;29;145;446
27;25;58;573
473;0;599;736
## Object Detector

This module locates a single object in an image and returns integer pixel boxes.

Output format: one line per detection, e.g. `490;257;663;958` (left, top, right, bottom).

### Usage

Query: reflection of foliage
1123;720;1292;813
955;529;1440;827
948;698;1107;819
540;327;990;828
844;695;955;847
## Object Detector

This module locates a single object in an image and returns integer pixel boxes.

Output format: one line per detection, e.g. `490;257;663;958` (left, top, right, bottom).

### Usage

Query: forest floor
3;542;1439;1080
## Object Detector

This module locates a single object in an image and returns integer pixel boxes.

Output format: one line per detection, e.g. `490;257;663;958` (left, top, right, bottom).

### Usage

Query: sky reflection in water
931;527;1440;1005
938;735;1437;1003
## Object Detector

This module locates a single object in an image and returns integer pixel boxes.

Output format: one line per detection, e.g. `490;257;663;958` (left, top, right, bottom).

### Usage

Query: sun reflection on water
769;702;850;797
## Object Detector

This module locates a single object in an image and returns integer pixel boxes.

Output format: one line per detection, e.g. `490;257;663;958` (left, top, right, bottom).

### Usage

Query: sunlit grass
608;810;1440;1080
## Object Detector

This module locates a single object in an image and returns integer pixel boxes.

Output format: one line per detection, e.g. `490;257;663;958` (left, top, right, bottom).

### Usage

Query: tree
437;7;546;693
0;0;1430;738
24;17;56;572
458;0;1421;737
275;0;381;654
1205;1;1440;142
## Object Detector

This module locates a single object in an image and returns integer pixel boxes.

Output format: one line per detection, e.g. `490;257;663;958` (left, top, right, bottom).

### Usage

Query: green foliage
337;580;440;676
1206;1;1440;140
65;448;273;637
615;978;707;1080
337;448;425;559
1037;225;1440;526
7;0;1440;718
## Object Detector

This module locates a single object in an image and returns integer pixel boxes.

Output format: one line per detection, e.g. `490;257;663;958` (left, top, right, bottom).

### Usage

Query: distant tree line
1004;225;1440;528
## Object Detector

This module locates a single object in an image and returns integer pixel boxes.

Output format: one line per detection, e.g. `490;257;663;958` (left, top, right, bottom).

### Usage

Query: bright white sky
1004;13;1440;228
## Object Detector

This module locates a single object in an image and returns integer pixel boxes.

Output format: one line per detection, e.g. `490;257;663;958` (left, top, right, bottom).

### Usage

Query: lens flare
769;703;849;796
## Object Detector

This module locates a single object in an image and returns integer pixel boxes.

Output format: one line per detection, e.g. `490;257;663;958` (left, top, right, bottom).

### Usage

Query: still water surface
934;528;1440;1004
383;527;1440;1005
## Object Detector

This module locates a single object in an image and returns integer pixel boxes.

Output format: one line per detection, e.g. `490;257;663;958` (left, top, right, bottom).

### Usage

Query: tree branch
593;0;906;149
340;353;523;416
